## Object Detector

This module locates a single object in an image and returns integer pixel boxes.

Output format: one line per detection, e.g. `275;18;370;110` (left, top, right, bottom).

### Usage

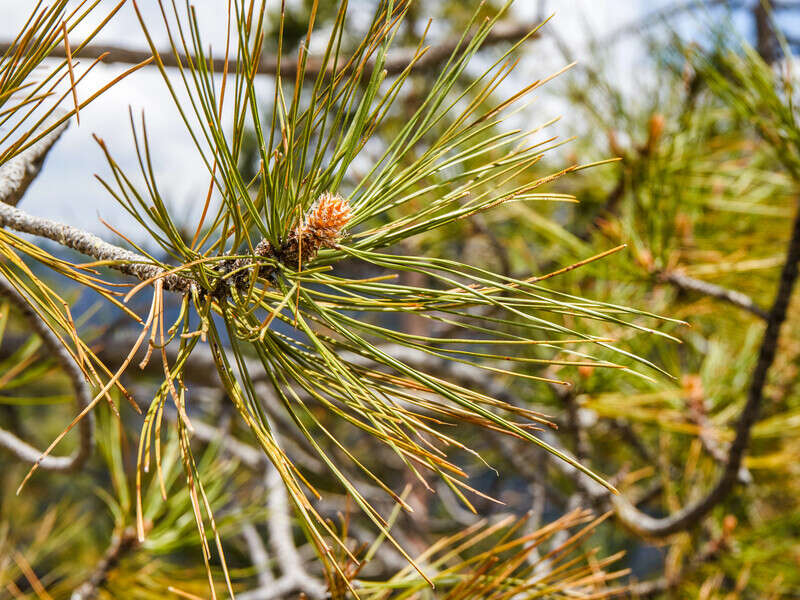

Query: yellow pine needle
61;22;79;125
167;588;207;600
17;287;159;496
11;550;54;600
257;282;298;340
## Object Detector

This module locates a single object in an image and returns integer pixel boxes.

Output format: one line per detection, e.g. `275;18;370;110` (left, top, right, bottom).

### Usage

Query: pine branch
0;20;540;79
0;200;194;293
611;205;800;537
76;297;787;542
0;276;94;473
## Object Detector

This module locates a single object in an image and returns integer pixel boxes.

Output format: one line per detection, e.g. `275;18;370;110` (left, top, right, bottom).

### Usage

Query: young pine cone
279;192;351;268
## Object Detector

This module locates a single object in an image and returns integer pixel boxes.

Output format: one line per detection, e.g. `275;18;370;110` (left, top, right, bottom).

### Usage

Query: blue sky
6;1;672;243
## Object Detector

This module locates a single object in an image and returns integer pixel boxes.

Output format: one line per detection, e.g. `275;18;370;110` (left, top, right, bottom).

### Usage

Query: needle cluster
214;193;351;296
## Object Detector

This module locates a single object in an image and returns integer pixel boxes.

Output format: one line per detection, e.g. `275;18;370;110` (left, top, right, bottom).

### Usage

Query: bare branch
338;242;794;540
0;200;193;293
662;271;768;320
0;277;94;473
0;21;540;80
95;243;795;540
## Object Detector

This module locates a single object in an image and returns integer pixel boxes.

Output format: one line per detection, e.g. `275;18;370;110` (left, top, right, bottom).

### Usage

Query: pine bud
280;192;350;268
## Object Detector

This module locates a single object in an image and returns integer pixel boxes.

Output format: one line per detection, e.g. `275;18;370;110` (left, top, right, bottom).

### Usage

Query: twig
70;527;139;600
98;252;791;540
0;277;94;473
0;21;540;80
547;369;590;461
685;382;752;485
523;479;548;571
188;402;326;599
662;271;768;320
264;464;326;600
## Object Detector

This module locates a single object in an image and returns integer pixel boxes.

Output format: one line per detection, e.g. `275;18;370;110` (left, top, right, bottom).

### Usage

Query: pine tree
2;1;799;599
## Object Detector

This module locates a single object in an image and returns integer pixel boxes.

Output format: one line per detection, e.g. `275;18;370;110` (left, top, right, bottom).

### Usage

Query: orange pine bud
299;192;351;248
281;193;350;268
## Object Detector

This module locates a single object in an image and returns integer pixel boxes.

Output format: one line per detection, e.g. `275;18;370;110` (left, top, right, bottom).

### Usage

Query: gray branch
0;277;94;473
662;271;768;320
0;200;194;293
